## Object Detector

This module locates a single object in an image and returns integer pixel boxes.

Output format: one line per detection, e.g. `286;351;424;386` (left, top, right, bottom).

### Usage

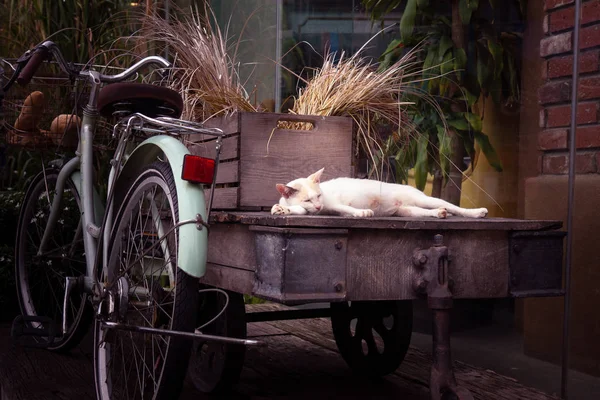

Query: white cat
270;168;488;219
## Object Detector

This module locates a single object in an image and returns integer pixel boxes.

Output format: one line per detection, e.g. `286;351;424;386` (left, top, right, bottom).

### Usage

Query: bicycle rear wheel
14;168;91;351
94;161;199;400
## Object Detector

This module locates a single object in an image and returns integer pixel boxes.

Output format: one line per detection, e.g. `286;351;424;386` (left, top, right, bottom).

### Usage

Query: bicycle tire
94;161;199;400
14;167;92;352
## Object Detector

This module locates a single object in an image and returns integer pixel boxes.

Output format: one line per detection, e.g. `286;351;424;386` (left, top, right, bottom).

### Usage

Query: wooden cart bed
203;212;565;305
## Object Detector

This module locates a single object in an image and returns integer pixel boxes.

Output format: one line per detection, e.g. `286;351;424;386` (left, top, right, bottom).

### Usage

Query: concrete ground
409;300;600;400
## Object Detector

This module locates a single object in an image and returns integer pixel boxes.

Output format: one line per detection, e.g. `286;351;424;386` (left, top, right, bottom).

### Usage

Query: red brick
578;75;600;100
540;109;547;128
580;25;600;50
539;80;572;104
576;125;600;147
539;129;568;150
546;102;598;127
582;1;600;26
547;51;599;78
542;60;549;80
543;152;597;174
550;3;600;33
550;6;574;32
541;31;572;57
545;0;574;11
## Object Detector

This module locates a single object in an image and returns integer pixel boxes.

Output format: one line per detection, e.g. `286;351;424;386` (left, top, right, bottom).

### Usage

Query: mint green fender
116;135;208;278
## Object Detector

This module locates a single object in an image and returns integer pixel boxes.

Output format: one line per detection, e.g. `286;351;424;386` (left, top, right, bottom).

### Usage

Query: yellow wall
460;100;520;218
406;99;519;218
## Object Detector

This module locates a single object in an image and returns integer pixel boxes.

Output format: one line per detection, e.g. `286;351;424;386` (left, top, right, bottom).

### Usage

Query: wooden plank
239;112;353;208
200;262;255;294
0;327;96;400
215;161;239;184
188;135;239;160
207;223;256;270
0;315;561;400
346;230;509;300
201;113;240;135
247;304;560;400
210;212;563;231
246;321;289;337
205;187;239;210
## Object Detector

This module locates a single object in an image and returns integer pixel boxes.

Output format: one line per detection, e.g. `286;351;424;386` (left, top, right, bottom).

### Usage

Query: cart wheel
188;286;247;393
330;300;413;377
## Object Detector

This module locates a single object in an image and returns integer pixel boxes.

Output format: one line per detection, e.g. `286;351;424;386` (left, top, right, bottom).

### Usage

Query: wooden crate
186;112;354;210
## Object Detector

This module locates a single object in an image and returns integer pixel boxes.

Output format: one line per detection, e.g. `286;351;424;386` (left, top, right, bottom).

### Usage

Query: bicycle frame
28;42;221;298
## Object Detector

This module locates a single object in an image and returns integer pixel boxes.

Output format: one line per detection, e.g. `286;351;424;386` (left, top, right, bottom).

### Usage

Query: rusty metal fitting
413;251;428;267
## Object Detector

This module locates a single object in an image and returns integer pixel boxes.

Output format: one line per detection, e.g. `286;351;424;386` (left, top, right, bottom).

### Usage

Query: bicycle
1;41;260;399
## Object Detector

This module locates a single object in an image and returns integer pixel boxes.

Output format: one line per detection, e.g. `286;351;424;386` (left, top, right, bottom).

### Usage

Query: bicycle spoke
97;165;195;400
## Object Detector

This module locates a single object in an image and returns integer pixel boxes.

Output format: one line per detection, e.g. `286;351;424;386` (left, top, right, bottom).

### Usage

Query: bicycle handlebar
9;40;172;88
16;46;50;86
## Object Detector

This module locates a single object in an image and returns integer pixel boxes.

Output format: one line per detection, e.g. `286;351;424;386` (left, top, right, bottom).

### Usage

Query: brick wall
539;0;600;174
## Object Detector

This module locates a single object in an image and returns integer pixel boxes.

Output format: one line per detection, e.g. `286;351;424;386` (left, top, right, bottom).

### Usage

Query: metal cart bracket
413;234;474;400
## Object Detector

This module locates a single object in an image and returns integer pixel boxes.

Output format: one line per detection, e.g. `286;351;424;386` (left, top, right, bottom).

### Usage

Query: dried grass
283;45;434;177
136;6;256;121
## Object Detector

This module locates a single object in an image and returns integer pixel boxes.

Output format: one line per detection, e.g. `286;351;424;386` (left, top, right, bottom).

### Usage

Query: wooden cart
186;112;565;399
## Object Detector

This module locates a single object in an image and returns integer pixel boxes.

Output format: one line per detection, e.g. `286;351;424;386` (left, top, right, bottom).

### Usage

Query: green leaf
438;35;453;61
439;51;454;95
380;39;404;59
447;117;469;131
476;43;493;94
436;125;451;177
505;51;519;99
440;51;454;74
464;112;483;132
417;0;429;7
378;39;403;71
400;0;418;42
454;47;467;72
459;0;473;25
423;45;437;71
414;133;429;190
474;131;503;172
362;0;404;20
486;38;504;79
463;89;479;106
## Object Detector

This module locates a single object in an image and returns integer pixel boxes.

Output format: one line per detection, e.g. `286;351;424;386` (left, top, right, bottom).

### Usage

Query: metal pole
561;1;581;398
164;0;170;60
275;0;283;112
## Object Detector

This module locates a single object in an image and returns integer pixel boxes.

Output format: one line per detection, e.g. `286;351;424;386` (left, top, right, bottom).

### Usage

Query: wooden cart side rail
209;212;564;231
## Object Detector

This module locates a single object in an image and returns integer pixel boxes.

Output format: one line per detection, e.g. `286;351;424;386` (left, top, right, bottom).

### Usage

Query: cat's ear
276;184;298;199
308;168;324;183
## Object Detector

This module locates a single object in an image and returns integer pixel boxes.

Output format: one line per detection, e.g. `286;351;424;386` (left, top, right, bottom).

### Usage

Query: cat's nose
315;205;321;210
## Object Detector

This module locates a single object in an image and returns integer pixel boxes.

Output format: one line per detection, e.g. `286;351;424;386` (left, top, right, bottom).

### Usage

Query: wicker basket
1;59;118;152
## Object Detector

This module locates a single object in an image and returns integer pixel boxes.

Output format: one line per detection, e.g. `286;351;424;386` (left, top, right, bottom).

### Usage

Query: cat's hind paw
271;204;291;215
352;209;374;217
472;207;488;218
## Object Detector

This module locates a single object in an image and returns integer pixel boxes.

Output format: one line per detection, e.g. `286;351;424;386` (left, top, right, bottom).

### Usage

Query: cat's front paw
352;209;374;217
436;208;448;219
271;204;291;215
471;208;488;218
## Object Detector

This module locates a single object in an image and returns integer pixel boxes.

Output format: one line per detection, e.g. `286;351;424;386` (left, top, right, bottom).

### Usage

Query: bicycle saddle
97;82;184;119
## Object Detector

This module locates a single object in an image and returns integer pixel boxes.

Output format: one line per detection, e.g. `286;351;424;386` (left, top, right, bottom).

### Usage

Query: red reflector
181;155;215;185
